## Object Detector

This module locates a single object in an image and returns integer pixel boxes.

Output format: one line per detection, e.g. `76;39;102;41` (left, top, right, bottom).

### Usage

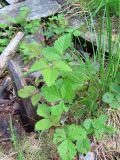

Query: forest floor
0;0;120;160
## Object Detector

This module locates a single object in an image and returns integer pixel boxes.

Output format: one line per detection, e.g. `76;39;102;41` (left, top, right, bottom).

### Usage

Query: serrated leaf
29;59;48;72
18;85;36;98
57;140;76;160
53;128;66;144
110;101;120;108
67;125;87;141
98;115;107;123
54;34;72;54
60;80;75;101
53;60;72;72
31;93;41;106
37;104;51;118
102;92;114;104
42;47;61;60
51;102;68;117
35;119;52;131
42;68;59;86
76;138;90;154
41;85;61;102
83;119;93;130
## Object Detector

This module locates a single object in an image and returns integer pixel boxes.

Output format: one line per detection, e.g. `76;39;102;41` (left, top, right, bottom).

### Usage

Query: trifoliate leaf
57;140;76;160
76;138;90;154
42;68;59;86
18;85;36;98
31;93;41;106
41;85;61;102
54;34;72;54
29;59;48;72
37;104;51;118
35;119;52;131
53;60;72;72
102;92;114;104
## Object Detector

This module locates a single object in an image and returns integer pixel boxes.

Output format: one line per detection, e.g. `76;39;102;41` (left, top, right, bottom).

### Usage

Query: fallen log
7;60;39;131
0;32;24;76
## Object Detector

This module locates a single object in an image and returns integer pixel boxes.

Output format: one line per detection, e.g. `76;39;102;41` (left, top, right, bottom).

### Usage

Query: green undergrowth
0;7;40;54
18;7;120;160
0;1;120;160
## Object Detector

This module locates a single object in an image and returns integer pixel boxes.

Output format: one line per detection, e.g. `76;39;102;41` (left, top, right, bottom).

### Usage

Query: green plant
8;7;41;34
43;14;68;39
102;72;120;108
0;23;14;53
0;7;41;54
18;29;115;159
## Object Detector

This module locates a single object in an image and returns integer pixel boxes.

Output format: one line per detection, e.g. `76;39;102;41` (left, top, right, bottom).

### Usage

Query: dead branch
0;32;24;76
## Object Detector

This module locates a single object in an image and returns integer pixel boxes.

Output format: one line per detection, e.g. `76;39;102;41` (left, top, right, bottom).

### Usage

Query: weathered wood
0;32;24;76
0;0;61;24
7;60;39;130
0;99;10;105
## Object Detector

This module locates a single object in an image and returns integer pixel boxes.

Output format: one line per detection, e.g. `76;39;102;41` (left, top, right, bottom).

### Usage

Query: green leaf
110;101;120;108
57;140;76;160
83;119;93;130
51;102;68;117
53;60;72;72
42;68;59;86
73;30;81;37
115;72;120;84
18;85;36;98
54;34;72;54
116;93;120;102
105;126;114;134
53;128;66;144
42;47;61;60
110;82;120;93
92;115;107;129
41;85;61;102
76;138;90;154
35;119;52;131
37;104;51;118
60;80;75;101
31;93;41;106
29;59;48;72
102;92;114;104
67;125;87;141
